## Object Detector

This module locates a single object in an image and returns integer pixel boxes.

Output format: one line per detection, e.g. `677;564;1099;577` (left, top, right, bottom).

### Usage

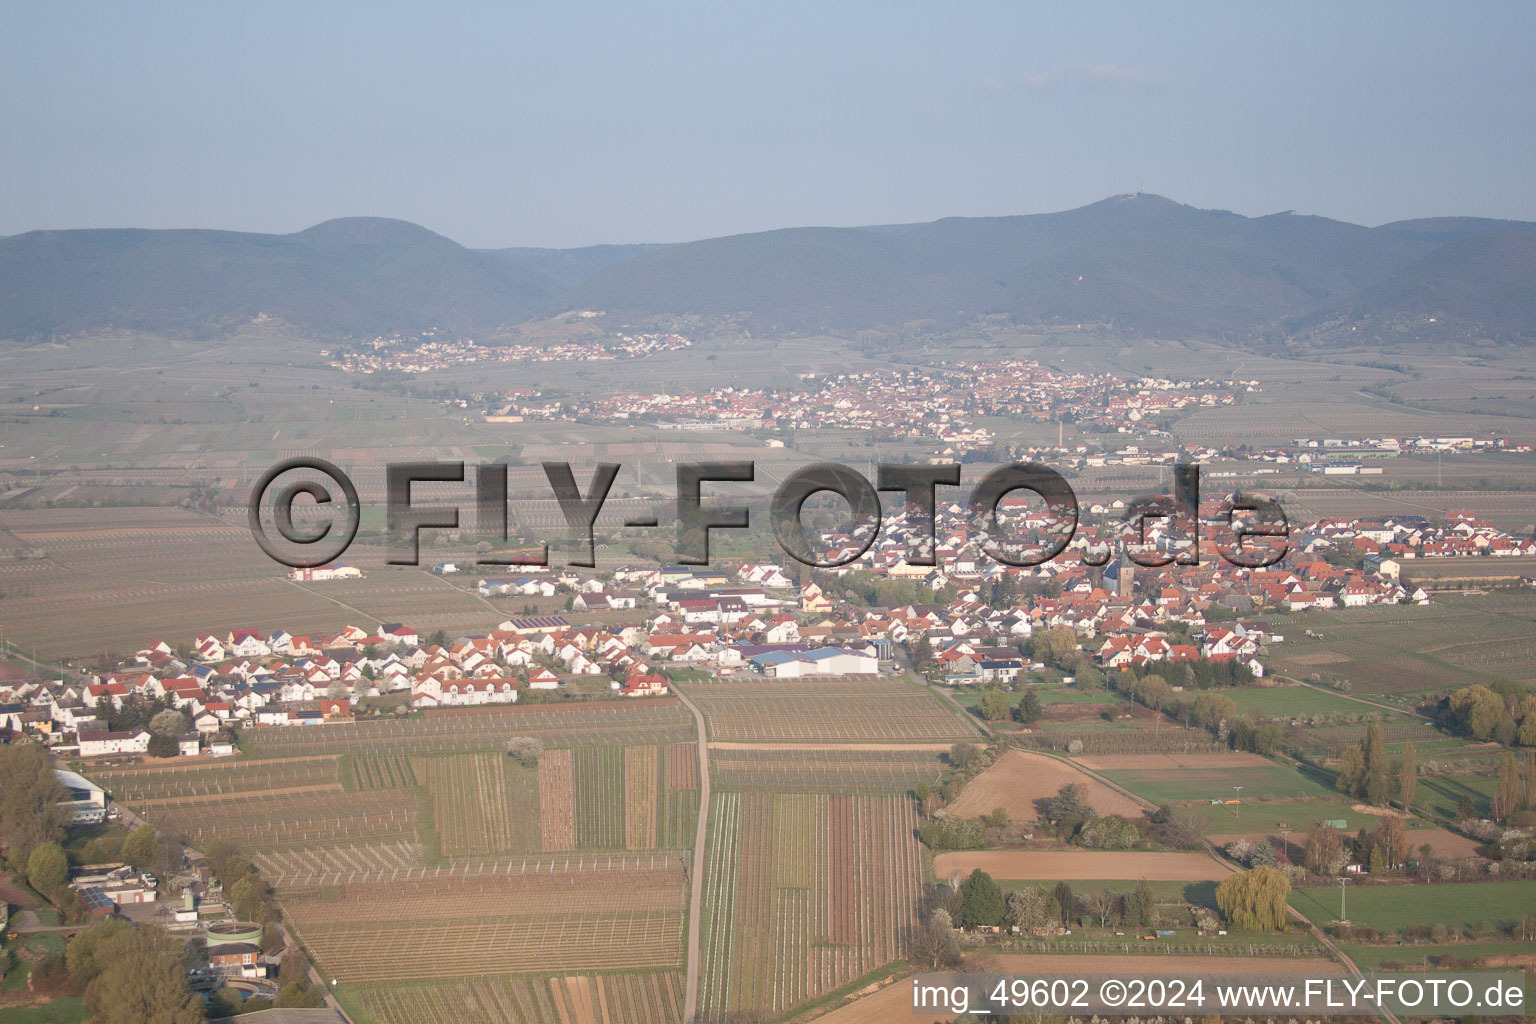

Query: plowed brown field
946;750;1144;821
932;850;1232;882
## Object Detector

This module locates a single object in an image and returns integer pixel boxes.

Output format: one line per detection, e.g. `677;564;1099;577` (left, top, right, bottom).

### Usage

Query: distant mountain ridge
3;196;1534;342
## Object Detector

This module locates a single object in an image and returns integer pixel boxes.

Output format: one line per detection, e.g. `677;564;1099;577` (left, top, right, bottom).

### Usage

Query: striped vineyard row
90;756;340;801
699;792;923;1017
246;702;695;758
296;909;686;983
345;752;417;790
355;972;685;1024
574;746;625;849
624;745;660;850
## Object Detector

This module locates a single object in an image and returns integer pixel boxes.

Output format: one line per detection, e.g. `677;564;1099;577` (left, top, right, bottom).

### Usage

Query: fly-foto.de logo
247;458;1289;571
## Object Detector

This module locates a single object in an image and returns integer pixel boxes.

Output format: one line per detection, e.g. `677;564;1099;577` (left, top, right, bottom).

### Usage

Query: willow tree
1215;865;1290;932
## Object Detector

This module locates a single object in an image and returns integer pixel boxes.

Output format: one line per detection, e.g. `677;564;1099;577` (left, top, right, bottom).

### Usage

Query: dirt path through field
674;685;711;1024
706;742;955;751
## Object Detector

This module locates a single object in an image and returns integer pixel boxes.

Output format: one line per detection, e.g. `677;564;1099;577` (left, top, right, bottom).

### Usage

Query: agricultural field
698;792;921;1018
948;749;1145;821
709;746;947;794
76;704;700;1005
682;677;976;743
344;752;418;790
1288;880;1536;934
537;748;576;851
246;701;695;758
1096;761;1337;807
282;856;689;983
624;745;661;850
1266;590;1536;694
933;851;1232;883
349;972;685;1024
574;746;626;849
413;753;539;856
87;754;341;801
1220;685;1412;720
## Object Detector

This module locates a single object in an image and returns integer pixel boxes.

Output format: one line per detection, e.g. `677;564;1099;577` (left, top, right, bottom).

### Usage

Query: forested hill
4;196;1534;342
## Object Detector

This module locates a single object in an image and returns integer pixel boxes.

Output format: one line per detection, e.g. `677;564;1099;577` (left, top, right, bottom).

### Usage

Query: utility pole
1232;785;1243;819
1338;876;1348;921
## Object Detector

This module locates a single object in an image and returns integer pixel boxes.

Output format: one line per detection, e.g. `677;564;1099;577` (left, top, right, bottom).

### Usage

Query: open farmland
88;754;341;801
1266;590;1536;693
537;748;576;851
709;746;946;793
352;972;685;1024
77;703;703;1007
574;745;626;849
1289;880;1536;934
282;856;689;983
947;749;1145;821
682;677;975;743
935;850;1231;882
699;792;921;1018
413;753;539;856
624;744;661;849
1097;761;1336;806
245;700;695;758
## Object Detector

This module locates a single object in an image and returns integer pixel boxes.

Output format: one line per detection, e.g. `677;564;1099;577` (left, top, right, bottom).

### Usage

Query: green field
1415;773;1502;820
1223;685;1415;720
1289;880;1536;933
1101;763;1336;806
1195;796;1373;833
1341;938;1536;971
0;998;89;1024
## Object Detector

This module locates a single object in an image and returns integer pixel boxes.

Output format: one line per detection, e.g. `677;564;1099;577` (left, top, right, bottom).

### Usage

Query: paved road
674;686;712;1024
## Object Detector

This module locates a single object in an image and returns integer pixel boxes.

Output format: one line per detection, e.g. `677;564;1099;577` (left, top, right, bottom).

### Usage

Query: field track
816;953;1344;1024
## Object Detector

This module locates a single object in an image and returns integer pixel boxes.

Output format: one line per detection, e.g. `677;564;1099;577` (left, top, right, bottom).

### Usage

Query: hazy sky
3;1;1534;248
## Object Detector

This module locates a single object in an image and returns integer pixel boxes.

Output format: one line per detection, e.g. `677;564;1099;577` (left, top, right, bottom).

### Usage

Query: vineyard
624;745;660;850
283;856;689;983
354;972;685;1024
710;747;946;793
124;788;419;853
90;755;340;801
413;753;539;856
575;746;625;849
698;791;921;1017
538;749;576;851
682;678;975;743
345;753;418;790
245;701;695;758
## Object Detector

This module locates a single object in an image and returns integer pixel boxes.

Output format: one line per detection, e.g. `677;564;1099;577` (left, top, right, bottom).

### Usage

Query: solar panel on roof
79;887;114;910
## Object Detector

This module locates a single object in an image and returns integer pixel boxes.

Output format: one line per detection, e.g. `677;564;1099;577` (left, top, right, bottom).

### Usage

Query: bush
1078;815;1140;850
918;817;988;850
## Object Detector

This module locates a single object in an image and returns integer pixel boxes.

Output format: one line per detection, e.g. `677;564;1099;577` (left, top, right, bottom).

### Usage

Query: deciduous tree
1215;865;1290;932
121;825;157;871
1397;742;1418;813
26;841;68;894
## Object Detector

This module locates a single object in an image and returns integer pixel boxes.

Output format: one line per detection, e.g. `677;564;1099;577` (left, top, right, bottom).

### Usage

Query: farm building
54;768;108;824
287;562;361;582
749;646;878;677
